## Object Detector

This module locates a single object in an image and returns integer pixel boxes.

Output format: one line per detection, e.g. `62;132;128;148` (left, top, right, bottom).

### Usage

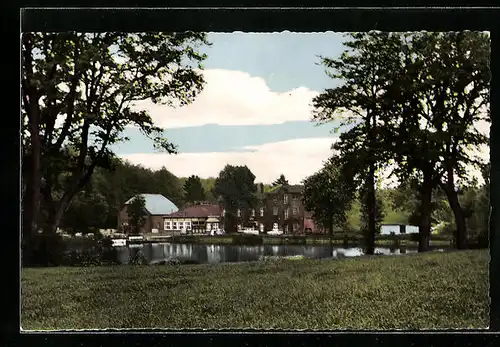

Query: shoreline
121;233;454;248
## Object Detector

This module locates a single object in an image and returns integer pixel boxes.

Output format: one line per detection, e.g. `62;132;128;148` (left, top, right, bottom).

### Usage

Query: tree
126;196;147;235
21;32;209;263
154;167;185;208
381;32;490;250
272;174;289;186
60;186;110;235
359;184;385;238
213;165;257;233
302;156;357;240
183;175;206;204
312;32;402;254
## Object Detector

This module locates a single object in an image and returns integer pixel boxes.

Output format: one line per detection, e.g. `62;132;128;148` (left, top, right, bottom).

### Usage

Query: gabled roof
164;203;223;218
125;194;179;215
267;184;304;195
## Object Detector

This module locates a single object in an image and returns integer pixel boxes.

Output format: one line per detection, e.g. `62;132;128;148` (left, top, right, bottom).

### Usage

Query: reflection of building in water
207;245;222;263
332;248;363;258
272;245;279;256
116;248;130;264
151;243;165;261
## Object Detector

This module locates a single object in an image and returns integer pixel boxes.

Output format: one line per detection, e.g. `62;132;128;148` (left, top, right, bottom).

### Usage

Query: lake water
111;243;441;265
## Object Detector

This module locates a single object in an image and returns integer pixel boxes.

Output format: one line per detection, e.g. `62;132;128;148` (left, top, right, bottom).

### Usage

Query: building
119;194;179;234
380;224;419;235
234;184;326;235
163;203;224;234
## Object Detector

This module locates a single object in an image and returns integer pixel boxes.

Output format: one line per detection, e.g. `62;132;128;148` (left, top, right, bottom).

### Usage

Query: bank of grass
22;249;488;330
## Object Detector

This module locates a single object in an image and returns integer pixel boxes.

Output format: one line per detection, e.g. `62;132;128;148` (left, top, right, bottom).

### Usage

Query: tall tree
381;32;490;250
21;32;209;263
183;175;206;204
213;165;257;233
126;196;147;234
313;32;402;254
272;174;289;186
302;156;357;240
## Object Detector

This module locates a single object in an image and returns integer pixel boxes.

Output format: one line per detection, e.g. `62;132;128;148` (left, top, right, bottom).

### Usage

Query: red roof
164;204;223;218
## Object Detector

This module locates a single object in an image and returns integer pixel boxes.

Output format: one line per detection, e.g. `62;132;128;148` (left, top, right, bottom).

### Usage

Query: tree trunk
418;174;433;252
328;217;334;245
364;164;377;255
442;165;468;249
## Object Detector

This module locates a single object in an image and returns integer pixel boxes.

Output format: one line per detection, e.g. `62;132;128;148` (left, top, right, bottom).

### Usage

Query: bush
22;233;66;267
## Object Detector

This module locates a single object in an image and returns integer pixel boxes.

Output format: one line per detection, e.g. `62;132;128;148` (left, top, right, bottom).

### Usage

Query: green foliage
60;188;109;235
21;32;210;239
312;32;490;251
213;165;258;232
359;186;385;234
183;175;206;204
22;250;488;329
272;174;289;186
302;156;357;234
126;196;147;234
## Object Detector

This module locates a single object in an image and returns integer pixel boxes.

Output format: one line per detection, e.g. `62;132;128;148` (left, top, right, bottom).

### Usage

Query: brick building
235;184;325;235
119;194;179;234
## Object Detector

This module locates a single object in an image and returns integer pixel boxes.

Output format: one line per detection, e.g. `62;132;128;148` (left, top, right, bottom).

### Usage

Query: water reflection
110;243;429;265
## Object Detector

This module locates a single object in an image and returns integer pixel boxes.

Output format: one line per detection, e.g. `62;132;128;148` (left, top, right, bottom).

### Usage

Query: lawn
21;249;489;330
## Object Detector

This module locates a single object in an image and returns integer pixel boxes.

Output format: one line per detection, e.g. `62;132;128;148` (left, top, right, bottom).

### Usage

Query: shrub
22;233;66;267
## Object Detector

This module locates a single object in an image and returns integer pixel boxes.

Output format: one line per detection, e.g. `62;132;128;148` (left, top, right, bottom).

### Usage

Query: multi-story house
232;183;325;235
264;184;305;234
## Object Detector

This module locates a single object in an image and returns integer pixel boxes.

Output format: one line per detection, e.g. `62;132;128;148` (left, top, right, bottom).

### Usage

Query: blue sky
117;32;348;184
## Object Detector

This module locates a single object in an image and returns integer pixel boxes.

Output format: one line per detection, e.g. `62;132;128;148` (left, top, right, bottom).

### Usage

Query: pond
108;243;444;265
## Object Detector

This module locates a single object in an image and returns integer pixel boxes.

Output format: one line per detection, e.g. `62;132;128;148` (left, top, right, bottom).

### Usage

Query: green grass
22;249;488;330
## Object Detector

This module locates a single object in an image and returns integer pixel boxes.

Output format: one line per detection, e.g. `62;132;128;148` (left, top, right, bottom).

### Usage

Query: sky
116;32;347;184
115;32;490;185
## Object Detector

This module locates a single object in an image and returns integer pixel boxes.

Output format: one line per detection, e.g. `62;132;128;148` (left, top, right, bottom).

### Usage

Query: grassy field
21;249;489;330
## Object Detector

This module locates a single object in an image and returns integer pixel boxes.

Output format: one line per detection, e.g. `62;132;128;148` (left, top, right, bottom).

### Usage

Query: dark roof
164;204;223;218
267;184;303;195
125;194;178;215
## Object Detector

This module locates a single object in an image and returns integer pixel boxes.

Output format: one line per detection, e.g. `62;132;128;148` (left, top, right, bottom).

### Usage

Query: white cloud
130;69;319;128
119;137;337;184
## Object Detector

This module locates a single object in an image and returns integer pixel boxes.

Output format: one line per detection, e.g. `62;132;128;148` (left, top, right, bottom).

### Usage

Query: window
260;207;264;216
237;209;241;217
273;207;278;215
179;221;184;229
251;209;255;217
293;223;299;232
164;221;171;230
172;221;178;230
259;223;264;232
284;208;289;219
185;221;191;230
284;194;289;204
293;195;299;201
293;206;299;215
284;225;288;233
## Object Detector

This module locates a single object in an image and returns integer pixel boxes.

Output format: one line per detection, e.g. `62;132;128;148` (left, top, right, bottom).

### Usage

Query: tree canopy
183;175;206;204
213;165;257;233
311;31;490;252
21;32;210;245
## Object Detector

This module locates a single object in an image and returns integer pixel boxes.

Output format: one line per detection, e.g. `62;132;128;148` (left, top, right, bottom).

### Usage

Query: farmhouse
163;203;224;234
119;194;179;234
